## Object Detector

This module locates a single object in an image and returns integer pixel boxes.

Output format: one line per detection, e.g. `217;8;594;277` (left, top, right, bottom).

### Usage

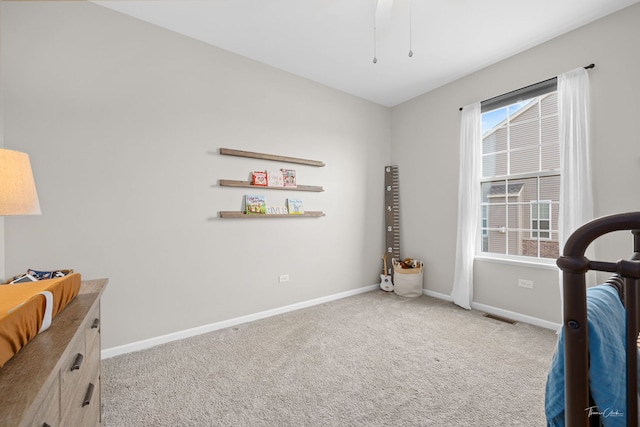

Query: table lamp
0;148;41;215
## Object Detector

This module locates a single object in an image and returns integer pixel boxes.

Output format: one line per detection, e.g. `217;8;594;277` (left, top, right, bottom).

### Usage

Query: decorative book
287;198;304;215
245;195;267;214
282;169;296;187
251;171;268;186
267;170;284;187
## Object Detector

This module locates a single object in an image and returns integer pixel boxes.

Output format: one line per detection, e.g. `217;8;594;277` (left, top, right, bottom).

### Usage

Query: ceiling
93;0;639;107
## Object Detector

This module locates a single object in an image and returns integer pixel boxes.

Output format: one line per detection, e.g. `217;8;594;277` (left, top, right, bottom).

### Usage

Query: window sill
474;254;559;270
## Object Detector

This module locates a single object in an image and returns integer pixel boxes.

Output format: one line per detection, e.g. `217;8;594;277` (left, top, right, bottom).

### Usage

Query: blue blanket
545;285;637;427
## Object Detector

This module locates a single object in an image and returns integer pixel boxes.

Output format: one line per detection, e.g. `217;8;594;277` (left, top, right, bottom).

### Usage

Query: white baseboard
422;288;561;331
102;283;379;359
103;284;559;359
471;302;561;330
423;289;453;301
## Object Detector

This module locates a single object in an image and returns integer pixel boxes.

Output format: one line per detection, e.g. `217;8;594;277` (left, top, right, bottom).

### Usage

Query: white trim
471;301;561;330
102;283;379;359
423;288;560;330
423;288;453;301
474;253;558;270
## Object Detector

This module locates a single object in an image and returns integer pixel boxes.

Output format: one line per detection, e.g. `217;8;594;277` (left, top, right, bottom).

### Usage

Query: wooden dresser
0;278;108;426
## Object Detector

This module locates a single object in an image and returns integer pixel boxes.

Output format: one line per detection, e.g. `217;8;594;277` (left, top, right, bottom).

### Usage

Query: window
531;201;551;239
479;85;560;260
481;204;488;251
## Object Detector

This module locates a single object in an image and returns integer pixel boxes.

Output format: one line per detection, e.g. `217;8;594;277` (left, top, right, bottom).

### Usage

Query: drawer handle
82;382;95;407
71;353;84;371
91;318;100;329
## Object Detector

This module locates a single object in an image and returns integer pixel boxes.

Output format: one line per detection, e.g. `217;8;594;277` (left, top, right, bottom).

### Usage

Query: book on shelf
245;195;267;214
267;170;284;187
287;198;304;215
251;171;268;186
282;169;296;187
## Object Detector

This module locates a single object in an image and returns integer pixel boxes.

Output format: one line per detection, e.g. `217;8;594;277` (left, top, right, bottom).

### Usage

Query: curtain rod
458;63;595;111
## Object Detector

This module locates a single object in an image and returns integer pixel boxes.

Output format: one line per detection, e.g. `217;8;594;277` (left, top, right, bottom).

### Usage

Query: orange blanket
0;273;81;367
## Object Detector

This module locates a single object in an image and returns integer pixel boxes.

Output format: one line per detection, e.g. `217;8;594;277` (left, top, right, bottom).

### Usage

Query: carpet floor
102;290;558;426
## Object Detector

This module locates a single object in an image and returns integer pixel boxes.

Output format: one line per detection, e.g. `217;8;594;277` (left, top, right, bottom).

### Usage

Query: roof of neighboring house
482;92;554;139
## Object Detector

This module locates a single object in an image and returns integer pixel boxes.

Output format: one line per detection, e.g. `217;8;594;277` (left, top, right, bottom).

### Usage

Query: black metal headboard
556;211;640;426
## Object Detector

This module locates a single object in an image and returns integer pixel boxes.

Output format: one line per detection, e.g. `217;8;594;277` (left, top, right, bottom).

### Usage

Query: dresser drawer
61;319;101;422
80;375;101;427
21;376;60;427
62;374;100;427
60;334;87;412
85;304;101;356
84;329;101;387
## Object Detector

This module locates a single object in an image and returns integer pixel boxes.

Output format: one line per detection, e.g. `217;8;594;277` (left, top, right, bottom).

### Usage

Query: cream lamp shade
0;148;41;215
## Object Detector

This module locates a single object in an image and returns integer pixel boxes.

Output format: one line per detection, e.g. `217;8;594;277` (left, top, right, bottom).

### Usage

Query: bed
546;212;640;426
0;272;81;368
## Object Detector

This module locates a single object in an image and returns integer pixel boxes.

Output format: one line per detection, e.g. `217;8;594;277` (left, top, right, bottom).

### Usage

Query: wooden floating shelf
219;179;323;192
219;211;325;218
220;148;325;167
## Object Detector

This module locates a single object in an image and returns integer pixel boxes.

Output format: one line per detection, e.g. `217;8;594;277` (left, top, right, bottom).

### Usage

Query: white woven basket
392;259;424;297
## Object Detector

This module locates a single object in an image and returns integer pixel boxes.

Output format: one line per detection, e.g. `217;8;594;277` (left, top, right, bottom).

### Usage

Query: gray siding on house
481;93;560;258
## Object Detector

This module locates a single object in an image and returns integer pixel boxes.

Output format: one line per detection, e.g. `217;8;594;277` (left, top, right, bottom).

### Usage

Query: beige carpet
102;290;558;426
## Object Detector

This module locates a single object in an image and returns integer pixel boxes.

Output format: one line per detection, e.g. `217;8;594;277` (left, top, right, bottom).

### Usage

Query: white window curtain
451;102;481;310
558;67;594;291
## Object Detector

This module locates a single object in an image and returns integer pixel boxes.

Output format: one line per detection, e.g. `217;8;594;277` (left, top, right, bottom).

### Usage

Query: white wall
4;2;639;350
392;3;640;323
1;2;391;349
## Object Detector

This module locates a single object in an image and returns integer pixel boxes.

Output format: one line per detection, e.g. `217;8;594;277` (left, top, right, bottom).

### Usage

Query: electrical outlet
518;279;533;289
279;274;290;283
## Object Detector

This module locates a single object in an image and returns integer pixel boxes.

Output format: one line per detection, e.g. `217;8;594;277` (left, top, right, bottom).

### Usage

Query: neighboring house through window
480;83;560;260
